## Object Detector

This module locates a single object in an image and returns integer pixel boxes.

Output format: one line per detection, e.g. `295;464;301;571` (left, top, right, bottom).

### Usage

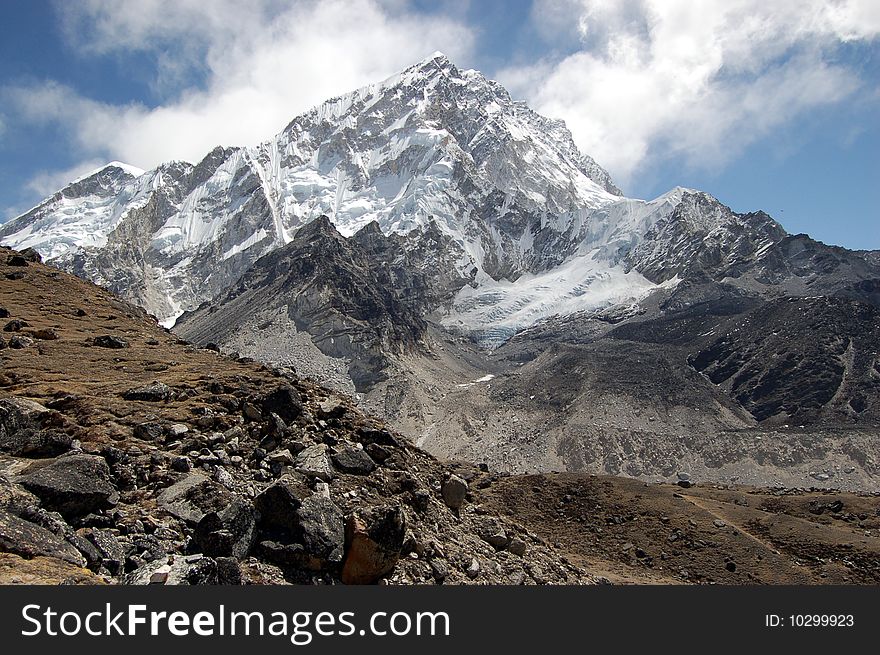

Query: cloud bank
4;0;474;180
3;0;879;200
498;0;880;187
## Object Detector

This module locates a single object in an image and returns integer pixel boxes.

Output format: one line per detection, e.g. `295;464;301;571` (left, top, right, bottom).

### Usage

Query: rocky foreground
1;246;878;585
0;246;587;585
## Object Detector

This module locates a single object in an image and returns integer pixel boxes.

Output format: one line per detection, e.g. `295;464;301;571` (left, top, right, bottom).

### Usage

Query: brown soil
479;473;880;584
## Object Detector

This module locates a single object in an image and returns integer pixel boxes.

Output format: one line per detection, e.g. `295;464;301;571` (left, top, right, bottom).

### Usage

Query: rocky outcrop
17;455;118;518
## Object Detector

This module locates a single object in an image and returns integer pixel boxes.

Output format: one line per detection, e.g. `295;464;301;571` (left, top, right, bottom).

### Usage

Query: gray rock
364;443;392;463
267;448;295;466
0;398;72;457
0;509;86;567
507;538;527;556
170;456;192;472
80;528;125;574
156;473;228;525
124;554;219;585
122;382;173;402
318;397;346;419
17;454;118;518
192;497;257;559
261;385;303;423
429;559;449;582
441;474;468;510
93;335;129;349
296;496;345;569
133;422;164;441
254;475;310;535
295;444;334;481
3;319;28;332
465;557;481;579
9;335;34;349
168;423;189;437
331;445;376;475
476;518;509;550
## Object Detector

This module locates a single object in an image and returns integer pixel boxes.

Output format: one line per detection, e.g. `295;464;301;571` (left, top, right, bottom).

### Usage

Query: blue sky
1;0;878;250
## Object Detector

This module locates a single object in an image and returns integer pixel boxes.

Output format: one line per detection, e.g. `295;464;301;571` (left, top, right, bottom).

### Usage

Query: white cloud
500;0;880;189
5;0;474;190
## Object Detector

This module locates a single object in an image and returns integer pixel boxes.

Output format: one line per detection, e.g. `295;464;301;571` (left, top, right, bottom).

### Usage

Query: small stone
3;319;29;332
713;519;726;528
242;403;262;422
465;557;480;579
31;328;58;340
331;446;376;475
676;472;691;482
441;474;468;510
93;335;129;349
295;444;334;482
507;538;527;556
267;449;295;466
9;335;33;349
133;422;164;441
429;559;449;582
122;382;172;402
364;443;392;463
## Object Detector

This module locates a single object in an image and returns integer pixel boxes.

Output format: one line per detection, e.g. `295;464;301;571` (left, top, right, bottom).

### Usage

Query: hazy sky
1;0;878;249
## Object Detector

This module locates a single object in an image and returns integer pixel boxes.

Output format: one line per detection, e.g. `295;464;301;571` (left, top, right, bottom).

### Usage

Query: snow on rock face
0;53;778;343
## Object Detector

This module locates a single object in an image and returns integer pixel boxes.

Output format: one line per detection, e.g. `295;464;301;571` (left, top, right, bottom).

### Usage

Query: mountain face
3;53;880;488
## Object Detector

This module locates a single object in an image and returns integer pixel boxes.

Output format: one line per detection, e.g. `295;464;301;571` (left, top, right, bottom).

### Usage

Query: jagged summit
2;54;874;344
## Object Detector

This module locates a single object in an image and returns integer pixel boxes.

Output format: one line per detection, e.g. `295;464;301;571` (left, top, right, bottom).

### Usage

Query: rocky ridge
0;246;586;585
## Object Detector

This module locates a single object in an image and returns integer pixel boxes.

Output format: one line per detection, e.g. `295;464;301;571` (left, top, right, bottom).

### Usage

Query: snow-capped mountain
0;53;871;345
0;54;685;334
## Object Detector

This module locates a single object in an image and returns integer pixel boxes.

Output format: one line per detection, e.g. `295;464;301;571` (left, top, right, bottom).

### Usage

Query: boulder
317;397;346;419
192;497;257;560
476;518;510;550
254;475;310;535
261;385;303;423
133;422;164;441
17;454;118;518
0;509;86;567
124;554;219;585
9;335;33;349
254;478;344;570
295;496;345;570
295;444;335;481
31;328;58;341
331;445;376;475
156;473;227;525
0;475;41;516
441;474;468;510
18;248;42;263
3;319;28;332
0;398;72;457
93;335;129;349
341;504;406;584
79;528;125;575
122;382;173;402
